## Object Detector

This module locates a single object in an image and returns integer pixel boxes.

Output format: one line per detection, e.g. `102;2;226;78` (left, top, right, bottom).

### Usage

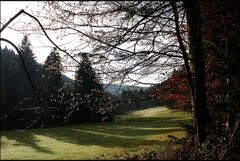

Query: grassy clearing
1;106;191;160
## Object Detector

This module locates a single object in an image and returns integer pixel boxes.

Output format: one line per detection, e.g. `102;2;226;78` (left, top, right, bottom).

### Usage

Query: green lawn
1;106;191;160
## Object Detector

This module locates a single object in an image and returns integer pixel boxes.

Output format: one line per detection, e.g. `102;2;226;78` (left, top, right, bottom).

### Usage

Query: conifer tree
18;35;43;101
73;53;114;122
18;35;37;74
42;47;63;106
16;35;40;103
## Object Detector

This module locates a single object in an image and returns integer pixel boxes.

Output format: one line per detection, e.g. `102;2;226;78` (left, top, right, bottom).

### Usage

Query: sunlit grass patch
1;106;191;160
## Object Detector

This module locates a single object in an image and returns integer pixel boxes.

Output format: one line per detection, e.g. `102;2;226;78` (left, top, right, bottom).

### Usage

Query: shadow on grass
1;130;54;154
1;116;191;154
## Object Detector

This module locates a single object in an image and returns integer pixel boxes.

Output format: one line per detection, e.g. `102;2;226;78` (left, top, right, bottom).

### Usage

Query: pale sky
0;1;77;79
1;1;51;63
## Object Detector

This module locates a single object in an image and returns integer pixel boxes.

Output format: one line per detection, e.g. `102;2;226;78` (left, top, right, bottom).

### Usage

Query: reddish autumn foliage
150;54;226;111
150;67;191;111
159;70;191;111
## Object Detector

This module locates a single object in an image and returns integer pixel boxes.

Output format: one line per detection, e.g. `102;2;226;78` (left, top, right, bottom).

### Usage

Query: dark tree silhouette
69;53;114;123
18;35;37;67
42;47;63;107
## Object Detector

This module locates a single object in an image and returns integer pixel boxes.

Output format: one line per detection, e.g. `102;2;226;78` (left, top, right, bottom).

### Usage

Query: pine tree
73;53;114;122
18;35;37;73
15;35;42;109
18;35;42;101
42;47;63;106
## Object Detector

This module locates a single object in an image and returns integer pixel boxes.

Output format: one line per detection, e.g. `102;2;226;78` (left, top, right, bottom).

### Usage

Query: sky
1;1;50;63
0;1;165;86
1;1;76;78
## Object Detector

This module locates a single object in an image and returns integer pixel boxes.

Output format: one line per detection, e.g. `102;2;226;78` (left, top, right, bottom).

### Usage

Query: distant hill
103;84;147;95
61;75;147;95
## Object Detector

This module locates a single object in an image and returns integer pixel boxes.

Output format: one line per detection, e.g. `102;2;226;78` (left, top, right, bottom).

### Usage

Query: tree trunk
183;0;210;144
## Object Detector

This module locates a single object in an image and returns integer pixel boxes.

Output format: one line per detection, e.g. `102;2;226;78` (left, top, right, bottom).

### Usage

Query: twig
219;119;240;160
0;10;24;33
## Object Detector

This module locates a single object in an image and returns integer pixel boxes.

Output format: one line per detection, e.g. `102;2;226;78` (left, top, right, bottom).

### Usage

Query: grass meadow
1;106;191;160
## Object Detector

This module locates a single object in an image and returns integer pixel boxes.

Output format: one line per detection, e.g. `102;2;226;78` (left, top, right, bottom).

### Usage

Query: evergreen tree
42;47;63;107
17;35;41;103
73;53;114;123
18;35;37;74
